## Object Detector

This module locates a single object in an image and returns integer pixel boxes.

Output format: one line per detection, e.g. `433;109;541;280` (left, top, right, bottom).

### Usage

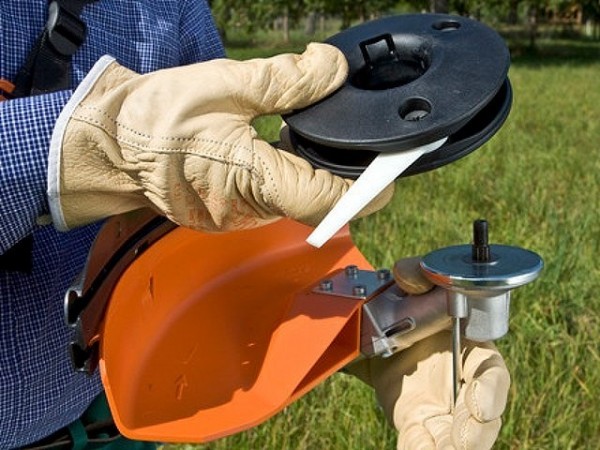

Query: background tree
210;0;600;45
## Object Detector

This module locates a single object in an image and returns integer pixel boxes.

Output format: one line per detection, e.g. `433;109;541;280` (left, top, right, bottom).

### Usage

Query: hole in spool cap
351;34;431;91
432;20;461;31
399;98;432;121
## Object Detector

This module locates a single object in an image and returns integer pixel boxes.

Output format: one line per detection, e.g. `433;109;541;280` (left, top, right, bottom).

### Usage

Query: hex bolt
345;265;359;278
319;279;333;292
377;268;391;281
352;284;367;297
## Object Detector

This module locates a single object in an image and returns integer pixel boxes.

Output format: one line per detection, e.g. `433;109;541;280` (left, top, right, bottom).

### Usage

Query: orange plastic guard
99;218;372;443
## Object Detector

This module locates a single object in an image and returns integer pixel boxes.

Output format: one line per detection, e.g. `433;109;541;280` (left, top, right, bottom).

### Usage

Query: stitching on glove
460;419;469;450
461;381;488;449
253;149;287;217
470;379;483;420
74;105;253;162
73;108;265;182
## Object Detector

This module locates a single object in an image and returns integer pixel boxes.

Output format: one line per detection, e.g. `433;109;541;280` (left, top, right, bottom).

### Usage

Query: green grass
166;37;600;449
352;46;600;449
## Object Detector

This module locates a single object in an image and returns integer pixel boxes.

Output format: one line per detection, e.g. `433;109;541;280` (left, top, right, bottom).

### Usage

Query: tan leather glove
347;257;510;450
48;43;394;231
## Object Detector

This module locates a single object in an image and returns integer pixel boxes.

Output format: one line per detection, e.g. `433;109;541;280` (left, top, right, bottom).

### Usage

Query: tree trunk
282;9;290;44
430;0;449;14
528;6;538;49
305;11;317;36
341;10;352;30
507;0;519;25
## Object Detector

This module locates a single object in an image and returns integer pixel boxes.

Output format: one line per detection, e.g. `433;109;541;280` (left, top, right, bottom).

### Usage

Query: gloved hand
347;257;510;450
48;43;394;231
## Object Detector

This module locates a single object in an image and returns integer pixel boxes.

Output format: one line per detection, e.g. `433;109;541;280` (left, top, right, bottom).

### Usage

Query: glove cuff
48;56;149;230
48;55;118;230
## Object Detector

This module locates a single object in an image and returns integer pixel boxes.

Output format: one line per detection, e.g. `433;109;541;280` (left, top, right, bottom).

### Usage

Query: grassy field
166;35;600;449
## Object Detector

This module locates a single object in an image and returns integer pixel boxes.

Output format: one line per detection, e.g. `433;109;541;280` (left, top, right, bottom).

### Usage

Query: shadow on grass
223;25;600;68
504;35;599;67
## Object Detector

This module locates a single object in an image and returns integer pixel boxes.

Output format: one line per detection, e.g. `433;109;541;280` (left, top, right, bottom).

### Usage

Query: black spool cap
283;14;512;179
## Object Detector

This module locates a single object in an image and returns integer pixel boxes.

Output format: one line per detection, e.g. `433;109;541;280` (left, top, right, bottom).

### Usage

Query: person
0;1;509;448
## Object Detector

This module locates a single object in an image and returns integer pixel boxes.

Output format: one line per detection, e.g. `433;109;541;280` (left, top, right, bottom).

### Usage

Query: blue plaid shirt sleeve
1;1;225;447
0;0;225;255
0;91;72;253
179;0;226;65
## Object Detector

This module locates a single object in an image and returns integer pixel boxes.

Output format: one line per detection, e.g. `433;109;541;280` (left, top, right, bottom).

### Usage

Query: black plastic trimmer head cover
283;14;512;179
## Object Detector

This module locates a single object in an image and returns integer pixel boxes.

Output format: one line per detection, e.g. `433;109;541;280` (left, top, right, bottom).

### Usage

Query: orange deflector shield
99;218;372;443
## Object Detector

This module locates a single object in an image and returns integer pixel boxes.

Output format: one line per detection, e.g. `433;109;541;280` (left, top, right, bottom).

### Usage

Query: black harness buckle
47;1;87;56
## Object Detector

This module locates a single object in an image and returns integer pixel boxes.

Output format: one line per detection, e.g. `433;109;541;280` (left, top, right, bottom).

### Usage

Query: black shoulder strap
13;0;96;97
0;0;96;273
